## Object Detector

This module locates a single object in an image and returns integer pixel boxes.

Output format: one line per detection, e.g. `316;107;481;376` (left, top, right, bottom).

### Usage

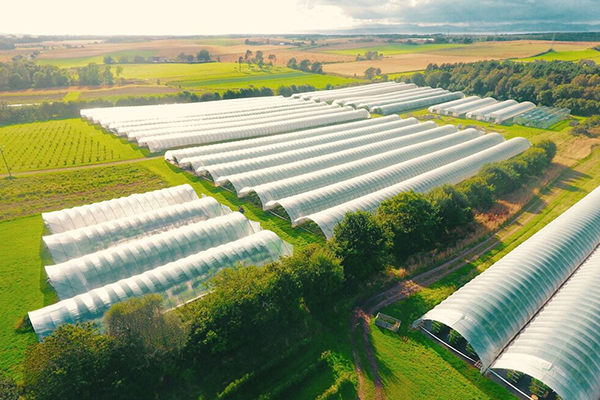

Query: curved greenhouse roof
245;127;479;207
139;108;370;153
42;184;199;234
297;138;530;238
46;212;257;300
227;121;449;194
465;100;518;120
415;184;600;369
185;118;416;172
30;230;292;340
270;133;505;224
43;197;230;264
201;119;432;183
492;245;600;400
428;96;481;114
373;92;465;115
165;116;401;163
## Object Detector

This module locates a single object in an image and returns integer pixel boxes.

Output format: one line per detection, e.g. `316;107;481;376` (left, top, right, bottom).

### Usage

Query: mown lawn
368;146;600;400
0;119;145;174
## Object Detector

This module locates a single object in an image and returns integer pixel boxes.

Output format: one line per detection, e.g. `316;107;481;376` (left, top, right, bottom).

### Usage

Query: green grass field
516;48;600;62
324;43;464;56
118;63;358;90
0;119;145;174
37;50;158;68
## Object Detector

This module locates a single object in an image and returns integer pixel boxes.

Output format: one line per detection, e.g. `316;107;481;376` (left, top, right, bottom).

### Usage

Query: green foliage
23;323;117;400
446;329;463;346
529;378;551;396
196;49;212;62
330;210;389;283
571;115;600;137
506;370;524;384
0;59;71;90
0;373;19;400
377;191;441;263
105;294;189;398
456;177;495;210
184;244;342;368
427;185;473;236
414;60;600;116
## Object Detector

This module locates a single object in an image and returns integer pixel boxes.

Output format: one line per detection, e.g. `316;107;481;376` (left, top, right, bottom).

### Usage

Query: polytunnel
413;185;600;400
46;212;258;299
465;100;518;120
309;84;411;103
292;81;397;99
30;230;293;340
127;104;344;142
184;117;417;171
42;184;199;234
373;92;465;115
139;108;370;152
244;127;479;206
297;137;530;238
114;99;322;134
446;98;497;117
342;86;432;108
488;102;536;124
356;88;447;110
334;83;418;106
228;121;452;194
201;119;432;183
428;96;481;114
43;197;230;264
165;115;402;163
268;133;505;224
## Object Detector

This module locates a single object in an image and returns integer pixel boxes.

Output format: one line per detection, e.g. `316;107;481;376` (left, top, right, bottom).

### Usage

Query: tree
331;210;389;283
410;72;426;86
456;177;495;210
0;373;19;400
277;85;293;97
268;53;276;66
238;56;243;71
244;49;253;63
376;191;440;262
254;50;264;64
23;324;117;400
428;185;473;236
103;65;114;85
196;49;211;62
118;56;129;64
176;52;187;62
287;57;298;69
298;59;311;72
105;295;189;397
115;65;123;77
375;67;382;76
103;55;115;64
133;55;145;63
310;62;323;74
364;67;377;80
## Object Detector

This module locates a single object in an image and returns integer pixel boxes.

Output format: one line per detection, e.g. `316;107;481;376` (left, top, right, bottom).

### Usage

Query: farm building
29;185;292;339
414;185;600;400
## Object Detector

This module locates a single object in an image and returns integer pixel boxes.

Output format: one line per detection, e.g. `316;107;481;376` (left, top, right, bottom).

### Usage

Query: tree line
286;58;323;74
4;140;556;399
399;60;600;116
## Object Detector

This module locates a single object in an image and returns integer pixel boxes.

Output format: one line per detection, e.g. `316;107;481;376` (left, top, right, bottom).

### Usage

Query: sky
3;0;600;35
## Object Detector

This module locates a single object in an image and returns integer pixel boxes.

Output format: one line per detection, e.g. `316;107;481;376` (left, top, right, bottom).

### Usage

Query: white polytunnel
334;83;419;106
343;87;436;108
127;104;345;142
184;117;417;172
297;137;531;239
270;133;505;223
42;184;198;234
428;96;482;114
228;121;451;195
356;88;448;111
201;119;432;183
43;197;231;264
165;115;402;163
444;98;497;117
139;108;370;153
373;92;465;115
243;127;481;206
465;100;518;120
292;81;397;99
30;230;293;340
46;212;258;300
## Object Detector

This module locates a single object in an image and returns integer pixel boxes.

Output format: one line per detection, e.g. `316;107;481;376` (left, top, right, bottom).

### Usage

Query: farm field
516;48;600;62
369;145;600;400
0;119;145;173
322;42;465;56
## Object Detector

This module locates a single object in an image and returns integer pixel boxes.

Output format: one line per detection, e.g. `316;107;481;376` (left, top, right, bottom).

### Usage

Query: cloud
300;0;600;28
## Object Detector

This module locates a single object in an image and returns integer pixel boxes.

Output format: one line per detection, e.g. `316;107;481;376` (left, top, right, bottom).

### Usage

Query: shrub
0;373;19;400
428;185;473;236
330;210;389;283
456;177;495;210
377;191;440;263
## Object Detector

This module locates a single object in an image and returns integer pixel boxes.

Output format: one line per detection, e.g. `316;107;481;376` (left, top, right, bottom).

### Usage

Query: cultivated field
516;48;600;62
0;119;144;173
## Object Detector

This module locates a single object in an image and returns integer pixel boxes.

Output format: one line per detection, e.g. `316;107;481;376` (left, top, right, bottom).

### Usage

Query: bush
377;191;441;263
330;210;389;283
23;323;117;400
480;163;522;194
456;177;495;210
428;185;473;236
534;139;557;162
0;373;19;400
